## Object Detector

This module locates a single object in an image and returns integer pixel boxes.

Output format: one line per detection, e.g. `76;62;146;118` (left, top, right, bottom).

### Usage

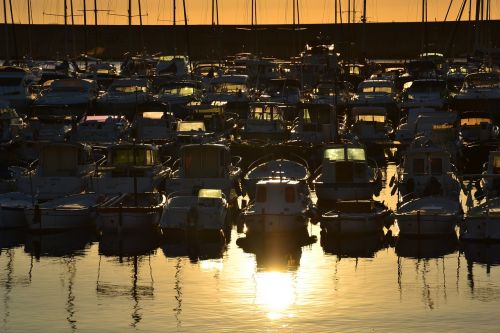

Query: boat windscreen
111;85;147;93
356;115;385;122
347;148;366;161
460;118;492;126
324;148;345;161
361;86;392;93
198;189;222;198
213;83;246;93
159;86;195;96
302;108;330;124
111;148;155;166
177;122;206;132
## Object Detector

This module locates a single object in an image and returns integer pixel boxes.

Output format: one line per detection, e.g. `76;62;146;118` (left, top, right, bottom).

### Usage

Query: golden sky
4;0;499;25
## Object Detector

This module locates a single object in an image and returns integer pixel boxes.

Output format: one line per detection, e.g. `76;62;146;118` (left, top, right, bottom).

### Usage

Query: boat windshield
111;148;155;166
460;118;491;126
347;148;366;161
159;86;195;96
302;108;330;124
360;86;393;94
250;106;282;120
110;85;147;93
324;147;366;161
177;121;206;132
198;189;222;198
213;83;246;93
355;114;385;122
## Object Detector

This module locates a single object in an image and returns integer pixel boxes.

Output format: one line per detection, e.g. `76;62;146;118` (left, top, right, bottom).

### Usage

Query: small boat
131;110;176;144
0;66;36;112
313;142;380;204
400;79;449;110
96;192;166;232
461;196;500;240
24;192;114;232
342;106;393;144
242;178;314;235
290;103;337;144
243;154;310;199
350;79;398;108
395;196;461;236
160;189;229;236
259;78;301;106
320;200;392;235
71;114;129;145
96;78;152;119
240;102;289;142
0;192;34;228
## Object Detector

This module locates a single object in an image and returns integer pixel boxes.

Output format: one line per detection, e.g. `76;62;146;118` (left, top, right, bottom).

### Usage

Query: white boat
259;78;301;105
0;192;34;228
96;192;166;232
313;143;380;204
400;79;448;109
165;144;242;203
321;200;392;235
160;189;228;235
12;142;96;201
154;80;202;117
244;155;310;199
343;106;393;143
0;66;36;112
24;192;115;231
32;78;98;118
395;196;461;236
93;143;171;195
241;102;289;141
96;78;152;118
459;111;499;145
131;111;176;143
395;107;438;142
452;72;500;118
461;197;500;240
71;114;129;145
242;179;313;235
350;79;397;108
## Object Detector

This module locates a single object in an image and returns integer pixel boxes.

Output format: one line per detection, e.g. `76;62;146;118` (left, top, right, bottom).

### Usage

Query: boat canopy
357;80;394;93
177;121;206;132
324;146;366;161
180;144;230;178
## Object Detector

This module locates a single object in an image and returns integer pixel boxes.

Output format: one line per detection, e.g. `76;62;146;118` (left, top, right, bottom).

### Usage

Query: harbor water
1;165;499;332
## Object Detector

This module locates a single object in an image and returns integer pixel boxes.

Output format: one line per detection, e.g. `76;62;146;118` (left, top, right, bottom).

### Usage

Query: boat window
494;156;500;174
347;148;366;161
111;85;147;93
324;148;345;161
413;158;425;175
213;82;247;93
285;186;296;203
256;186;267;203
361;86;392;94
355;115;385;123
111;148;154;166
159;86;195;96
430;158;443;175
177;121;206;132
460;118;491;126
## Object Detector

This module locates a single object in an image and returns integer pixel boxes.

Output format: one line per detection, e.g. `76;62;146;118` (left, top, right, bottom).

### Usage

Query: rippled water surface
1;165;500;332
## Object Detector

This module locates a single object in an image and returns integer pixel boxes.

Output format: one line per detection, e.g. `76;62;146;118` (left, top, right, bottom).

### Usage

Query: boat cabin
106;144;160;169
179;144;231;179
402;147;451;178
197;188;226;207
73;115;129;144
321;144;370;183
132;111;176;142
254;179;303;214
291;103;336;142
39;143;94;177
460;111;498;142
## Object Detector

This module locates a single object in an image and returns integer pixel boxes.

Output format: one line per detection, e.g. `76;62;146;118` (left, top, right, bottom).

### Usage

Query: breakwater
1;20;499;60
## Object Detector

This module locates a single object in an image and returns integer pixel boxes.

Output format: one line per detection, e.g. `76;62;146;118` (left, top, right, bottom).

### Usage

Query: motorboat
461;196;500;240
243;154;310;199
24;192;116;231
290;103;337;144
32;78;98;119
242;178;313;235
204;74;249;104
395;107;438;142
12;142;96;201
156;55;190;78
174;120;217;145
459;111;499;145
96;78;152;119
70;115;130;145
0;192;34;228
131;111;176;144
313;143;380;204
400;79;449;109
93;143;171;195
0;66;36;112
343;106;393;143
320;200;392;235
394;138;462;236
259;78;301;106
0;107;26;143
240;102;289;141
165;144;242;204
452;72;500;119
160;188;229;236
96;192;166;232
350;79;398;108
154;80;203;118
305;81;351;110
25;115;73;142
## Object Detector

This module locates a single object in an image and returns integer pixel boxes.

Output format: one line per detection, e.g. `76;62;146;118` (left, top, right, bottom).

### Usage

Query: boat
243;154;310;199
204;74;249;104
343;106;394;143
395;107;438;143
400;79;449;110
459;111;498;145
461;196;500;240
24;192;116;231
242;178;313;235
394;138;462;236
165;144;242;204
350;79;398;109
12;142;96;201
0;66;36;112
320;200;392;235
259;78;301;106
70;114;130;145
240;102;289;142
0;192;34;228
313;142;380;204
94;143;171;195
32;78;98;119
0;106;26;143
131;110;176;144
290;103;337;144
96;192;166;232
153;79;203;118
96;78;152;119
160;188;229;237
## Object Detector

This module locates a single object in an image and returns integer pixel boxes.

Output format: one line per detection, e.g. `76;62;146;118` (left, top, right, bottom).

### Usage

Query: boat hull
0;206;27;228
461;215;500;240
96;210;161;232
243;213;308;234
25;208;94;231
321;210;390;234
315;182;376;202
396;213;458;236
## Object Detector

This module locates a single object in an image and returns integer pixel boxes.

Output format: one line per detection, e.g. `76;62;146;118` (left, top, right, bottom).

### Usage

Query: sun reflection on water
255;271;296;320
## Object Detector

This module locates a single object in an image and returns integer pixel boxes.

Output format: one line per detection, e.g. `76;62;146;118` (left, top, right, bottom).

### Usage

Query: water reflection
98;230;161;258
236;231;316;271
0;230;25;250
254;271;296;321
321;232;391;258
395;235;459;259
161;235;227;262
24;229;97;259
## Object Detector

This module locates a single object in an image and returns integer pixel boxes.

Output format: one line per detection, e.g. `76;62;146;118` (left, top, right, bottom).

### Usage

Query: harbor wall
1;21;499;61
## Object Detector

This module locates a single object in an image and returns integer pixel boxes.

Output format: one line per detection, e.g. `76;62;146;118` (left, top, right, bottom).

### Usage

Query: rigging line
444;0;454;21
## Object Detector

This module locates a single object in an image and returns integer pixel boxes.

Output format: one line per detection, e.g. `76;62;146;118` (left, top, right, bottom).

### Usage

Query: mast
182;0;193;77
128;0;132;51
94;0;98;50
64;0;68;56
8;0;17;61
27;0;32;57
70;0;76;57
334;0;337;24
2;0;9;63
138;0;144;52
83;0;88;56
173;0;177;55
361;0;366;59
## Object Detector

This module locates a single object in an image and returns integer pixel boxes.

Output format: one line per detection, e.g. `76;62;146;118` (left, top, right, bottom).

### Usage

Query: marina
0;0;499;331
